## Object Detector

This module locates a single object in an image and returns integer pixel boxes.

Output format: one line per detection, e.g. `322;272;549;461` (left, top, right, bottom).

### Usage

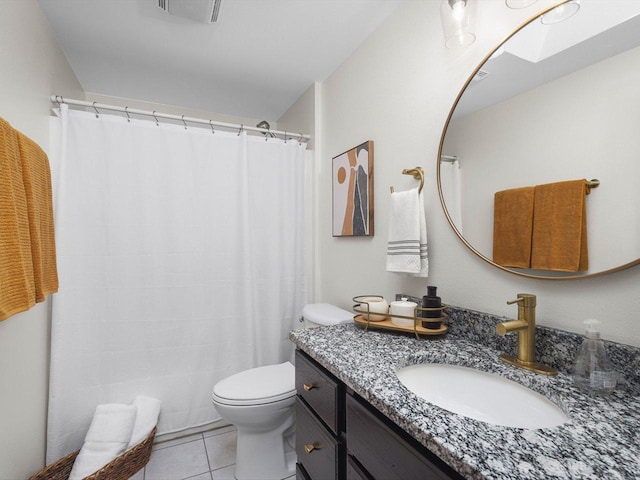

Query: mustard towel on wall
0;117;58;321
493;180;589;272
17;132;59;302
531;179;589;272
493;186;535;268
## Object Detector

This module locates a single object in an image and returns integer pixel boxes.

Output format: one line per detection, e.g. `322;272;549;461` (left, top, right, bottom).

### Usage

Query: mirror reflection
439;1;640;278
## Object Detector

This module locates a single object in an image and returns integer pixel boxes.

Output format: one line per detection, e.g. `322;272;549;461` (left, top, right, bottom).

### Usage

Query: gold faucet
496;293;556;375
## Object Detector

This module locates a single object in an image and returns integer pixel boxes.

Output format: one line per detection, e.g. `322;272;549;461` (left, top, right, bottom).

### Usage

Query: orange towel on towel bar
531;179;589;272
0;118;36;320
492;186;535;268
0;117;58;321
17;132;59;302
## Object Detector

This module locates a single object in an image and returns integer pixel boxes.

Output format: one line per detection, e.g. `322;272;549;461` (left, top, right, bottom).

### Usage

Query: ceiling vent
158;0;222;23
471;69;489;83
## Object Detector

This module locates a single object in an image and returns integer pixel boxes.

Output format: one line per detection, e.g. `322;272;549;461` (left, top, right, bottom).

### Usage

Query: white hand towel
69;403;136;480
127;396;162;449
411;190;429;278
386;188;428;277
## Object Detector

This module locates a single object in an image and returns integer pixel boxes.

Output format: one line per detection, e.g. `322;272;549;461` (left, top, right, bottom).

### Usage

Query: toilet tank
302;303;353;328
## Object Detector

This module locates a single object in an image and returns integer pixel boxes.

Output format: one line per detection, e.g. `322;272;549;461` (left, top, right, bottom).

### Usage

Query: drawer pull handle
303;383;316;391
304;442;322;454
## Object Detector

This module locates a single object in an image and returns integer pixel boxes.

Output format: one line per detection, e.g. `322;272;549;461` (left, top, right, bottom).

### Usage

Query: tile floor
131;425;295;480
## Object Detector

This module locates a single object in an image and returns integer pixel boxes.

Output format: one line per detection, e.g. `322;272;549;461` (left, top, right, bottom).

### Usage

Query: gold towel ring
390;166;424;194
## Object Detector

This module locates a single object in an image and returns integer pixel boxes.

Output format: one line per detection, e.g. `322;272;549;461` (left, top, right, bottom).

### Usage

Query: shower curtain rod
50;96;311;142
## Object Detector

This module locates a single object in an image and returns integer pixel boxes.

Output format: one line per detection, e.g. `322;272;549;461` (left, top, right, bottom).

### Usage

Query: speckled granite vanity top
290;323;640;479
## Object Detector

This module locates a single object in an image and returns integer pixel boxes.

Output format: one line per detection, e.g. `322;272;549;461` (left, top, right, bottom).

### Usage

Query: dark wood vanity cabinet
346;393;464;480
295;350;464;480
295;350;345;480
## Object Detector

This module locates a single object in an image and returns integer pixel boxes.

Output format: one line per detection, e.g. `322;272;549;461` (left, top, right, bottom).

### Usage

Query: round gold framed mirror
438;0;640;280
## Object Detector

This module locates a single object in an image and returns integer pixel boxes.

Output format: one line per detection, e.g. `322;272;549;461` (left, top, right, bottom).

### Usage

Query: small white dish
359;296;389;321
389;297;417;327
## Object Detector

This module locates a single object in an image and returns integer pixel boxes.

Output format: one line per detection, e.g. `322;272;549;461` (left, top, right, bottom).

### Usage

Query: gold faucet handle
506;293;536;307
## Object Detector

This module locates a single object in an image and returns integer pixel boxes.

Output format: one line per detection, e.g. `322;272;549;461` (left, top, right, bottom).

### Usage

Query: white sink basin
396;363;568;429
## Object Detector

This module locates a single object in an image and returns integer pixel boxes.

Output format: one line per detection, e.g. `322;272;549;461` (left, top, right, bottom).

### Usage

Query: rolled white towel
69;403;136;480
127;396;162;449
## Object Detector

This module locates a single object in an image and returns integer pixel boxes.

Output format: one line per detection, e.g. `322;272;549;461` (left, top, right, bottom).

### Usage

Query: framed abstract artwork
332;141;374;237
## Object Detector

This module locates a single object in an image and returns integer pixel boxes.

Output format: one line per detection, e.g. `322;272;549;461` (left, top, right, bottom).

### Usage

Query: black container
422;286;441;318
422;286;442;329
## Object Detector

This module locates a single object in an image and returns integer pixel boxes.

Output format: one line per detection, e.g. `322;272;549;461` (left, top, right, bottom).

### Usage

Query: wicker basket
29;427;156;480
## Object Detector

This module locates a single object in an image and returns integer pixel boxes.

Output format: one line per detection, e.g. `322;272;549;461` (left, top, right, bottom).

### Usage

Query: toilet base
234;416;296;480
211;362;299;480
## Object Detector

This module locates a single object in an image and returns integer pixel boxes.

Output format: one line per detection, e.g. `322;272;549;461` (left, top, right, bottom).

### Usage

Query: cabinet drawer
296;398;339;480
347;394;460;480
295;350;341;434
347;455;373;480
296;463;311;480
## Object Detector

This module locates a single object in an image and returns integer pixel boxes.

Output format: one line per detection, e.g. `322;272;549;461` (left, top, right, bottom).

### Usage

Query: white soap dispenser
572;319;617;395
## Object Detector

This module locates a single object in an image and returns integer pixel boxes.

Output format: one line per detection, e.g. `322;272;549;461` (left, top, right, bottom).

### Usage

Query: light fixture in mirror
505;0;538;9
437;0;640;280
440;0;476;48
541;0;580;24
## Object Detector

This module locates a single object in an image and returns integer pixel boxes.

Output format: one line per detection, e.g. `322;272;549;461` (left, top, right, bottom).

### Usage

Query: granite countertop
290;324;640;480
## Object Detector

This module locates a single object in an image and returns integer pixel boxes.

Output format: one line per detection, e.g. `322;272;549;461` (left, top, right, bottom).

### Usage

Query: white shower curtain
46;107;311;462
440;159;462;232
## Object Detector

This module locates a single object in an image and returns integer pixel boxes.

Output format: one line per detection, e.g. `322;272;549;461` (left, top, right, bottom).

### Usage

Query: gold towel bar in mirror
390;166;424;194
586;179;600;194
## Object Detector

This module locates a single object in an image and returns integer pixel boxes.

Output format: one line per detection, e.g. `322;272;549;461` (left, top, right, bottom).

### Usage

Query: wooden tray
353;314;447;338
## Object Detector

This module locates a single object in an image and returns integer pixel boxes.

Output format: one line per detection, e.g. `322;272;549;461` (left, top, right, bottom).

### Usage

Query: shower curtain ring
298;133;303;145
284;131;287;143
209;120;215;134
92;102;100;118
152;111;159;126
182;115;188;130
54;95;62;108
125;106;131;123
238;124;244;136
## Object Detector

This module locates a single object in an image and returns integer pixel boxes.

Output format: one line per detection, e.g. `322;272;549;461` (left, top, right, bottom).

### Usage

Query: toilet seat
212;362;295;406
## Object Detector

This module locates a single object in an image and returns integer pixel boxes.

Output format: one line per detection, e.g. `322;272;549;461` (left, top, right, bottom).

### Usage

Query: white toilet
211;303;353;480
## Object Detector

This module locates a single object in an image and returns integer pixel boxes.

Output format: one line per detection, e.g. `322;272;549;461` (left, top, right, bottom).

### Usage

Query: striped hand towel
386;188;428;277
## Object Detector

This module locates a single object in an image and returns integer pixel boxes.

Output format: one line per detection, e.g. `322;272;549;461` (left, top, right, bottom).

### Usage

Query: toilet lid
212;362;295;406
303;303;353;326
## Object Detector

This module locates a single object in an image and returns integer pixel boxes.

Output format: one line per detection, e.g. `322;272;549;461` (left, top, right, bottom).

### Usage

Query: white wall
278;83;319;151
0;1;83;478
316;0;640;347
